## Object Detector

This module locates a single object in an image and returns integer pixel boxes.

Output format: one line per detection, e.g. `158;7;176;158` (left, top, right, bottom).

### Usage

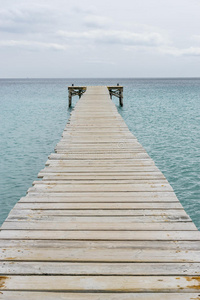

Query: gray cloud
0;4;59;33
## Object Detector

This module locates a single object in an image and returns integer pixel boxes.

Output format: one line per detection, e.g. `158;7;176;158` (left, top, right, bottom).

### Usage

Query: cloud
160;46;200;56
83;16;112;29
0;4;58;33
57;29;167;47
0;40;67;51
86;59;116;65
71;5;97;15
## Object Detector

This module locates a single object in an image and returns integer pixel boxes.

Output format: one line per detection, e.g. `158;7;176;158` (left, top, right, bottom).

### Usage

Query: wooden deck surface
0;86;200;299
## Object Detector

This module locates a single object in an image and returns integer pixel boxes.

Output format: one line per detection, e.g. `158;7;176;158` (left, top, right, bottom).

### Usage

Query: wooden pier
0;86;200;299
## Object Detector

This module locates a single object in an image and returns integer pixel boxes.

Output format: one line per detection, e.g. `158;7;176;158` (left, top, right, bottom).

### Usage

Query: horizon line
1;76;200;80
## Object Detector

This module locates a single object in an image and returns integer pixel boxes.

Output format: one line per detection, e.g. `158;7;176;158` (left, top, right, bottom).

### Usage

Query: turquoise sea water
0;78;200;228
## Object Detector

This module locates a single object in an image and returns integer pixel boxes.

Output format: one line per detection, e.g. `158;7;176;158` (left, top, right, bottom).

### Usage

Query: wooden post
119;88;123;107
68;90;72;108
79;89;82;99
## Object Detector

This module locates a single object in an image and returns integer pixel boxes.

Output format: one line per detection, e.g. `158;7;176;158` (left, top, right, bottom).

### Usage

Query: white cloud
0;40;67;51
57;29;167;47
160;46;200;56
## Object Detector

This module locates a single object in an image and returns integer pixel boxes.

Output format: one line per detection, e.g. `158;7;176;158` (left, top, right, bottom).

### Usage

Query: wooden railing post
119;88;123;107
68;90;72;107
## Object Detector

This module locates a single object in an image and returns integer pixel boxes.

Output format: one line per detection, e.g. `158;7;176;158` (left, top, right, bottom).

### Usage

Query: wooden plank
28;183;173;193
1;275;200;292
13;202;183;210
38;166;161;173
0;240;200;250
1;248;200;262
54;144;143;148
45;162;156;167
54;153;148;158
45;159;155;166
38;173;166;179
65;128;131;131
6;215;191;223
25;191;177;197
48;156;152;161
8;209;188;217
0;230;199;241
62;132;134;137
53;150;146;154
57;138;137;142
0;292;199;300
1;261;200;276
1;221;196;231
33;180;168;184
54;151;147;156
19;195;179;203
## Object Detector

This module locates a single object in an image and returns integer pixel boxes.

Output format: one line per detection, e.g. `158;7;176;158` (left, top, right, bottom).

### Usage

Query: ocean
0;78;200;228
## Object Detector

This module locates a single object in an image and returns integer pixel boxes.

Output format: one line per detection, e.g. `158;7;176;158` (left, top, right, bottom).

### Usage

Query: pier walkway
0;86;200;299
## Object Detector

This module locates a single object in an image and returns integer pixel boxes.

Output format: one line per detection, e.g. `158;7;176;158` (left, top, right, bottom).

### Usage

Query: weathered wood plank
33;180;168;185
19;195;179;203
1;292;199;300
0;248;200;262
38;173;166;179
13;202;183;210
53;153;150;158
1;275;200;292
48;155;151;161
8;208;188;217
28;183;173;193
26;191;177;197
0;230;199;240
1;221;196;231
38;167;161;174
1;262;199;275
45;159;155;166
6;215;191;223
56;138;137;143
1;240;200;250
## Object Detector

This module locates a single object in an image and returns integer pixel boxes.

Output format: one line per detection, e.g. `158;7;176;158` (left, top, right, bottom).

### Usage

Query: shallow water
0;78;200;228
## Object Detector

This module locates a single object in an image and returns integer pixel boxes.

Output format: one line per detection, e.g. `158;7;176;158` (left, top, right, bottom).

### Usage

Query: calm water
0;78;200;228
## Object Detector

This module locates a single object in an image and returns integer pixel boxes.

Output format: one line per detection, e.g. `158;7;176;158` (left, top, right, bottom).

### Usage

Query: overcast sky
1;0;200;78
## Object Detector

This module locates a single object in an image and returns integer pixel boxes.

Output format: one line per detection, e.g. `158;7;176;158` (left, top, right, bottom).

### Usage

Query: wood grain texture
1;292;200;300
1;275;200;292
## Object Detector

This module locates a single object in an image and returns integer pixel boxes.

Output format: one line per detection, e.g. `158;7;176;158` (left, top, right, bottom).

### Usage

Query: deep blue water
0;78;200;228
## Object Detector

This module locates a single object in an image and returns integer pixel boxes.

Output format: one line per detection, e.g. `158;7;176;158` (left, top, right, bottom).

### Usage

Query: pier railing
68;85;123;107
68;86;86;107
